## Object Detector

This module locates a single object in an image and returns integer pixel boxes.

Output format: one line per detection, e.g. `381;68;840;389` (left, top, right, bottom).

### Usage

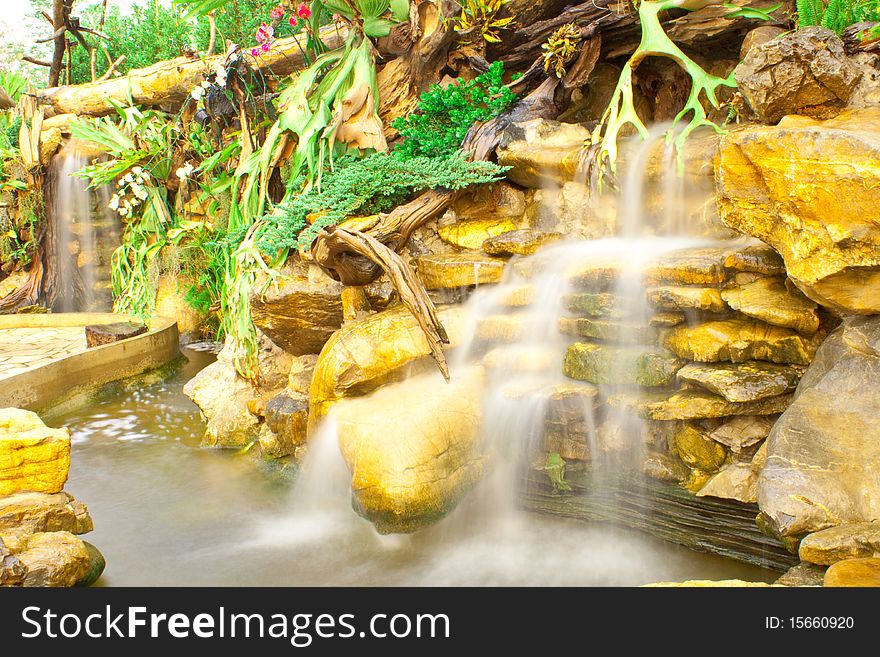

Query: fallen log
35;27;347;117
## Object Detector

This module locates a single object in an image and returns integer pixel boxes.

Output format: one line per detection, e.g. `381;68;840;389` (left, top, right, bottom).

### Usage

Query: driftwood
842;22;880;54
35;27;347;117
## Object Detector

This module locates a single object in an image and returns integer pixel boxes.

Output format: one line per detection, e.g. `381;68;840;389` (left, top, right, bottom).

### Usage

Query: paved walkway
0;327;88;380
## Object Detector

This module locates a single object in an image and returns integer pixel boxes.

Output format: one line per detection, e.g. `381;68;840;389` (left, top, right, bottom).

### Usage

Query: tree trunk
36;27;347;117
48;0;70;87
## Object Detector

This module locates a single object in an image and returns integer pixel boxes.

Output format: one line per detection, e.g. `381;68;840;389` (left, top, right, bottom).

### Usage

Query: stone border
0;313;180;411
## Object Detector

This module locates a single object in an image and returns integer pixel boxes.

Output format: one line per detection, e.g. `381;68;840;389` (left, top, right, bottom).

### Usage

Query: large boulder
757;317;880;537
496;119;590;188
6;531;98;587
0;409;71;496
716;108;880;314
735;27;861;124
335;367;487;533
0;491;93;536
308;304;467;428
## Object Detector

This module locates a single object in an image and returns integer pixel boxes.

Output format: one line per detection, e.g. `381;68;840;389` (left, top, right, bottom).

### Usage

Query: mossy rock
563;343;682;387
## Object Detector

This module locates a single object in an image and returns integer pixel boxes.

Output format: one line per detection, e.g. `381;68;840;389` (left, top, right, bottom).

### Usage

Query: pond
49;347;779;586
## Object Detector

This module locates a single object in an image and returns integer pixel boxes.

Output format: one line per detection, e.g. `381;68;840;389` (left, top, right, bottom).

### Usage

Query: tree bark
36;27;347;117
48;0;70;87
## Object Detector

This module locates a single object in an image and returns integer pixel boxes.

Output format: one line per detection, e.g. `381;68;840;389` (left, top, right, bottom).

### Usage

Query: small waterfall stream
47;146;118;312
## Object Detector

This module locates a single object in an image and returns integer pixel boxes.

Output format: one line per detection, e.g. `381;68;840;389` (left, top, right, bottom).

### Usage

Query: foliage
542;23;581;79
0;71;29;103
0;188;42;269
795;0;880;34
258;151;509;253
445;0;515;44
392;61;517;158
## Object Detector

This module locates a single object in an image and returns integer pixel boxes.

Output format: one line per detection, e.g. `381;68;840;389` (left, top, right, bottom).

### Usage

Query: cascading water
48;144;118;312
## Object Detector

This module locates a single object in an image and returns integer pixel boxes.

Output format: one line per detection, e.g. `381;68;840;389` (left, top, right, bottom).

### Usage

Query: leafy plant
392;61;517;158
445;0;515;44
796;0;879;34
542;23;582;79
0;71;29;103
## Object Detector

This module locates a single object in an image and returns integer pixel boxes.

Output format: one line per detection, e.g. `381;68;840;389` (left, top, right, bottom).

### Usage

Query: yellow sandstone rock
414;252;508;289
0;409;70;496
823;557;880;587
721;277;820;334
334;367;487;534
438;218;518;250
716;109;880;314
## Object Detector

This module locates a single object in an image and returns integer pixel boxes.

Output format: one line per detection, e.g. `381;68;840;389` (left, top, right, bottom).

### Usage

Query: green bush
796;0;880;35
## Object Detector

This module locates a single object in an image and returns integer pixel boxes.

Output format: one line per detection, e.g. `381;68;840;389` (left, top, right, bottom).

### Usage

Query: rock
78;541;105;586
308;305;467;427
15;531;94;587
496;119;591;188
0;409;71;496
563;291;625;317
824;557;880;587
676;361;802;402
619;388;793;421
451;181;527;221
84;321;147;347
0;491;93;536
735;27;861;123
568;247;729;288
414;252;508;289
774;562;826;587
662;318;821;365
0;271;29;300
558;317;661;344
183;336;292;447
723;244;785;276
739;25;787;61
39;127;62;166
757;317;880;537
482;346;556;373
716;108;880;314
646;285;726;313
800;523;880;565
697;463;757;503
154;274;207;338
438;218;518;250
708;415;775;452
335;367;486;534
721;278;820;334
482;229;562;257
250;262;344;355
260;392;309;457
669;423;728;472
641;451;689;483
563;343;682;387
0;537;27;586
287;354;318;395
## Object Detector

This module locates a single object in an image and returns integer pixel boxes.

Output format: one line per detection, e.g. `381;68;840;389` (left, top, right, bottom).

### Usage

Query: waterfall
47;146;118;312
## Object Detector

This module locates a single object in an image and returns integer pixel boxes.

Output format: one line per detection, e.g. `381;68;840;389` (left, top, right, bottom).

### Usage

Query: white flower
136;176;144;185
132;166;143;175
134;187;148;201
116;178;124;187
124;173;134;183
201;80;211;89
108;194;120;211
130;197;140;207
176;162;195;180
117;207;126;216
191;86;205;101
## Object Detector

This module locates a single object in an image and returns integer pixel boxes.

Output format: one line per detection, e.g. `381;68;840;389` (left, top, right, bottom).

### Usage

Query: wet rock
0;409;71;496
250;262;347;355
183;336;292;448
646;285;726;313
335;367;486;534
775;562;826;587
482;229;562;257
620;388;792;421
261;392;309;457
563;291;626;317
663;318;821;365
563;343;682;387
723;244;785;276
0;491;93;536
642;451;689;483
721;278;820;334
716;108;880;314
645;579;771;587
800;523;880;565
308;305;467;426
676;361;802;402
824;557;880;587
735;27;861;123
757;317;880;537
568;248;729;289
482;346;555;373
496;119;590;188
438;218;518;250
669;423;728;472
708;415;775;452
545;431;589;462
558;317;661;344
15;531;96;587
39;127;62;166
414;252;507;289
287;354;318;395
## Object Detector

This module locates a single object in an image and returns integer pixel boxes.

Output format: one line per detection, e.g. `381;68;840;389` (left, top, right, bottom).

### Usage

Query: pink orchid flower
269;6;284;19
297;3;311;18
